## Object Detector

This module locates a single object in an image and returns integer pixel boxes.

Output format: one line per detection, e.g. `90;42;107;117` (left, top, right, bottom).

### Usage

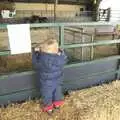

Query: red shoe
53;100;64;108
42;104;53;114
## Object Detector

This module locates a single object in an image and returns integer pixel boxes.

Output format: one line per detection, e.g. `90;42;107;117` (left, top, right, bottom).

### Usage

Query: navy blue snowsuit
32;50;67;106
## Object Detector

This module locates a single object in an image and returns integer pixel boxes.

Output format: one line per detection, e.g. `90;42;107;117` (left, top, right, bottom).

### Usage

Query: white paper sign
7;24;31;55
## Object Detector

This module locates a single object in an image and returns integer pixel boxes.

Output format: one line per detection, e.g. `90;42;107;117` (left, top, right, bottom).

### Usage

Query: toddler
32;39;67;114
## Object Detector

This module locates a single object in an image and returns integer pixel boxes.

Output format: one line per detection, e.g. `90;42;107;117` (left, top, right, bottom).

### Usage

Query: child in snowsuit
32;39;67;114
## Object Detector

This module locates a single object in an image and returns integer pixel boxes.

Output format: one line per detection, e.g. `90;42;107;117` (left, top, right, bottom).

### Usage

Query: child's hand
59;48;63;52
57;52;61;55
58;48;65;56
57;48;63;55
34;47;40;52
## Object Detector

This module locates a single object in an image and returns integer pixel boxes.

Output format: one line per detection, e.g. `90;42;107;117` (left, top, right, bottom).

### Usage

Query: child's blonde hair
39;39;59;53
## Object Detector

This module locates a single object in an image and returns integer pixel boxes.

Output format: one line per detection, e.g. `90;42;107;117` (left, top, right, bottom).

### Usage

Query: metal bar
64;69;120;83
65;27;93;36
65;55;120;68
0;68;119;97
73;31;75;60
116;65;120;80
0;22;119;29
81;28;84;61
0;51;10;56
0;87;36;97
29;22;120;27
116;35;120;79
59;25;64;48
91;35;94;60
64;39;120;49
0;24;7;30
0;71;34;80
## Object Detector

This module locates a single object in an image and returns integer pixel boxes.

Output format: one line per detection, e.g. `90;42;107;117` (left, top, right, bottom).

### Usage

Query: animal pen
0;22;120;105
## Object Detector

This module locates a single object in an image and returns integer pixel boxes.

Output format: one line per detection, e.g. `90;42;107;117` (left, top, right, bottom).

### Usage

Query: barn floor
0;80;120;120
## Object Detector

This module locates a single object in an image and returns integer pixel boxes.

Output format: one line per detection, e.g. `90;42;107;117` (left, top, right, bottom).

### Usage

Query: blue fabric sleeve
32;51;40;70
53;50;68;67
61;50;68;64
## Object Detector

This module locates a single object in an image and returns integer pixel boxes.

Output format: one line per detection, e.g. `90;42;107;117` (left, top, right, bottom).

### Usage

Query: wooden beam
4;0;90;5
54;0;58;22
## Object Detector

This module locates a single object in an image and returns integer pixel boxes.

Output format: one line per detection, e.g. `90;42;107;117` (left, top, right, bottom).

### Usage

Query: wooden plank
65;27;93;36
95;26;116;36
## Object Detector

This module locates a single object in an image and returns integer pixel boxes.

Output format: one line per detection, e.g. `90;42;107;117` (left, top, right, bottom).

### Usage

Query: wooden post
54;0;58;22
81;28;84;61
91;35;94;60
45;2;48;17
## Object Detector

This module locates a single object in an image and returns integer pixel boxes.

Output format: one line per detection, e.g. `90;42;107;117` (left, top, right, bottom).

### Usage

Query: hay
1;80;120;120
0;53;32;74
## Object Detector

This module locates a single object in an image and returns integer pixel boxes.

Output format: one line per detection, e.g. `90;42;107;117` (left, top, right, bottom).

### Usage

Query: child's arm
59;49;68;64
62;50;68;64
32;48;40;70
52;49;67;67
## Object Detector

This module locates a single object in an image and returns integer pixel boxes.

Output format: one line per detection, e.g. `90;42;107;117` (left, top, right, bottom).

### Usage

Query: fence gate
0;22;120;105
98;8;111;21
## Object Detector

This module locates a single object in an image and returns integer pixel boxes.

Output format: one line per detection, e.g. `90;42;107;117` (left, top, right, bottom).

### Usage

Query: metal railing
0;22;120;69
1;22;120;105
